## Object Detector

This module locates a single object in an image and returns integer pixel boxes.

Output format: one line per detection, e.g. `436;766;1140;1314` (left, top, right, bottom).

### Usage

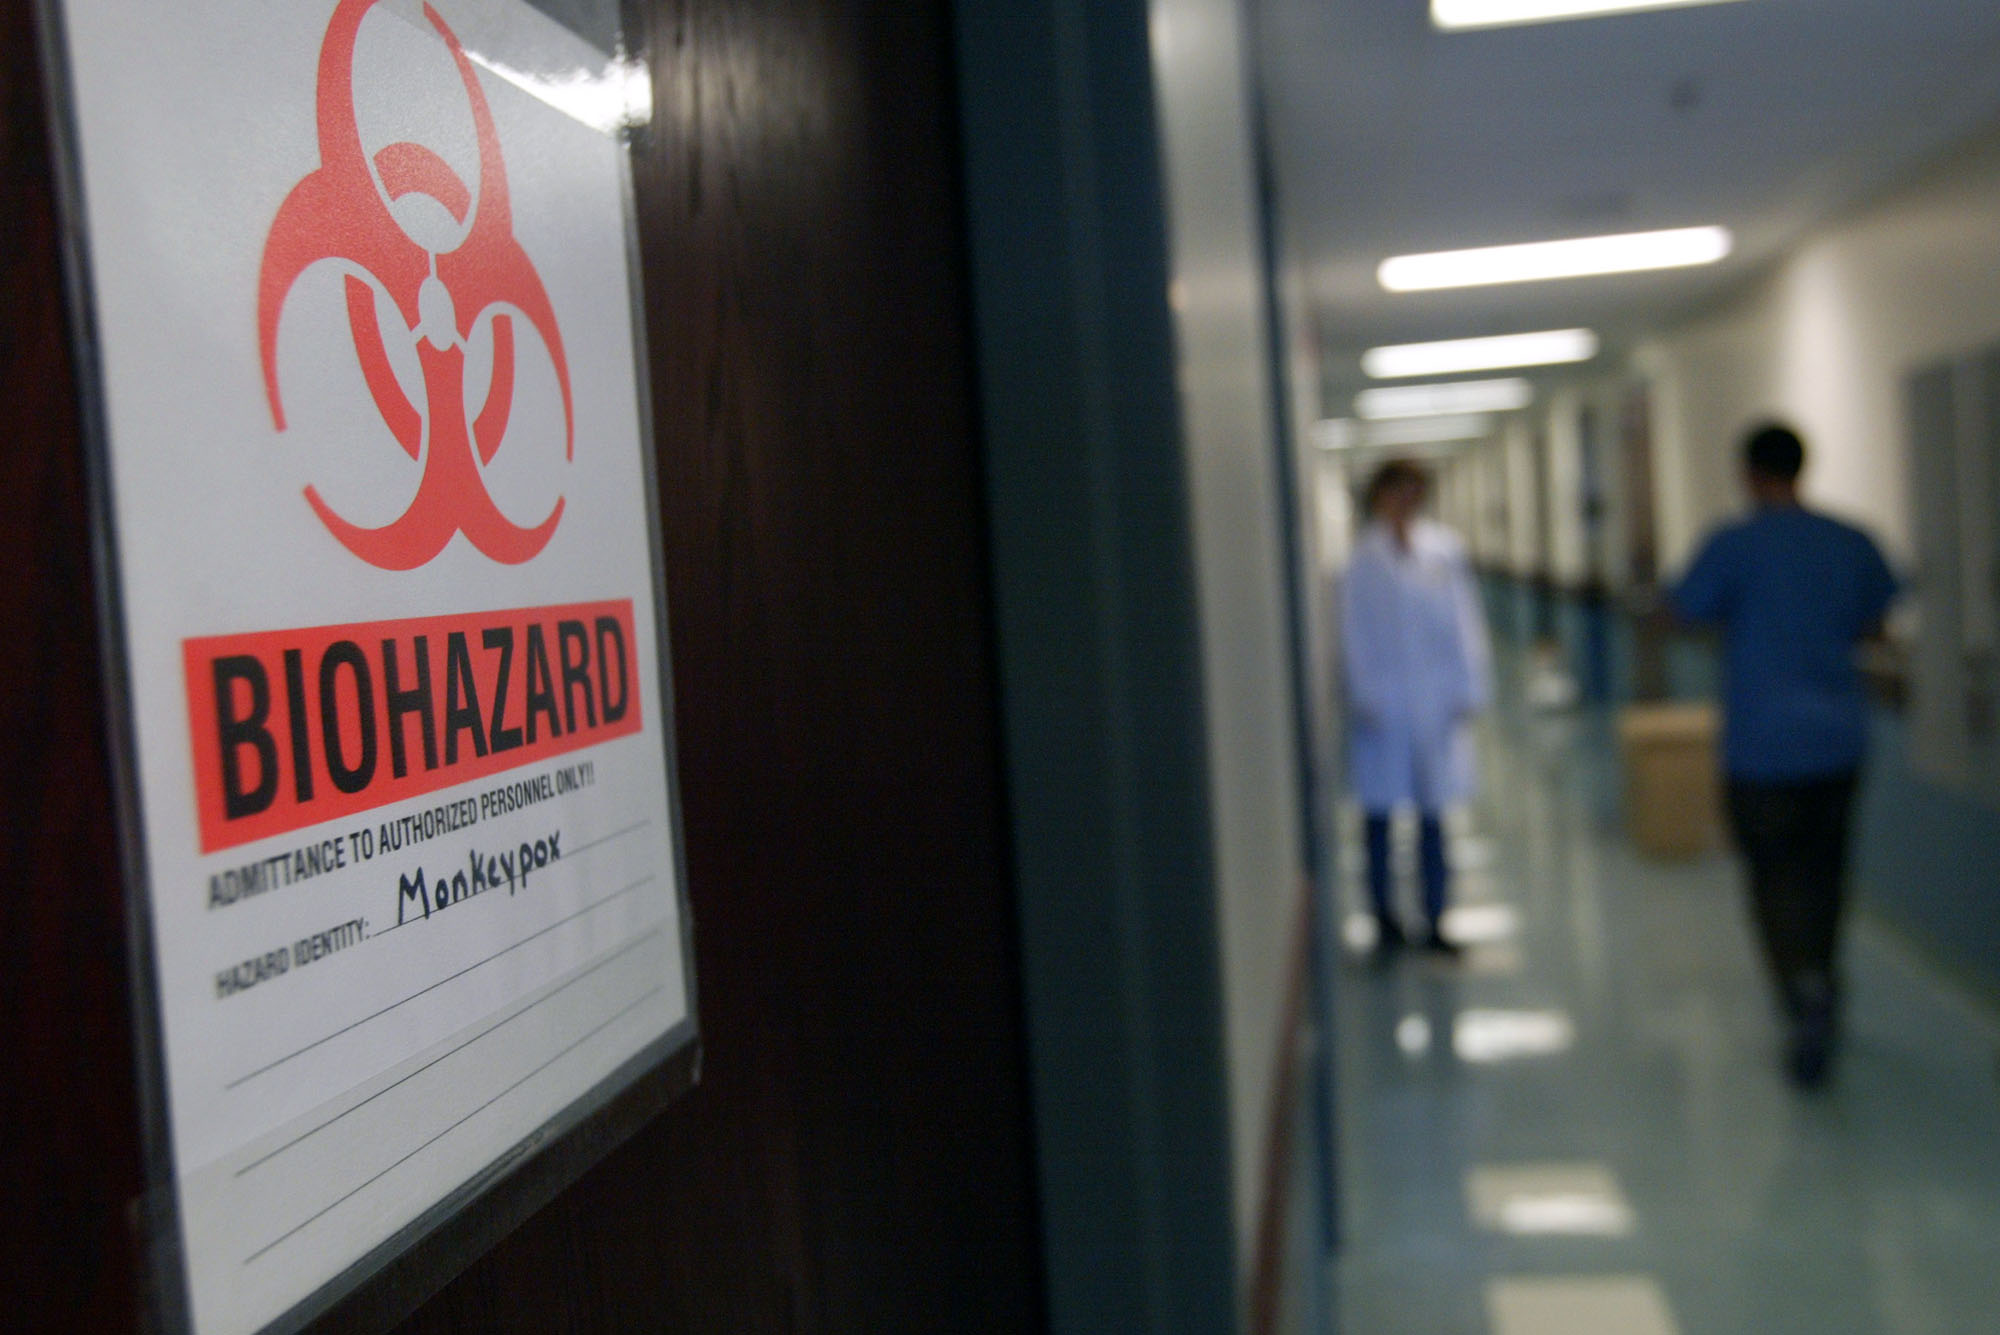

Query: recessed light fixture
1362;329;1599;379
1356;378;1534;420
1379;226;1731;292
1433;0;1749;31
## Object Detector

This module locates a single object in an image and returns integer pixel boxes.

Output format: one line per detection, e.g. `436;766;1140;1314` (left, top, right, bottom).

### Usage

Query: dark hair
1364;458;1429;515
1742;422;1805;481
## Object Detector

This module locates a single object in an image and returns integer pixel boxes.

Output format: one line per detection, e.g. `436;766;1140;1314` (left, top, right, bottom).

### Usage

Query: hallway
1330;683;2000;1334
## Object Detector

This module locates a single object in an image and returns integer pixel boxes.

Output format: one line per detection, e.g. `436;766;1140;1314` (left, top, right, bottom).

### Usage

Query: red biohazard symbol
259;0;573;570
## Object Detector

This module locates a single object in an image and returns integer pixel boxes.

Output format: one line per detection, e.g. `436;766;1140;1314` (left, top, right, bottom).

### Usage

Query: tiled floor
1328;706;2000;1334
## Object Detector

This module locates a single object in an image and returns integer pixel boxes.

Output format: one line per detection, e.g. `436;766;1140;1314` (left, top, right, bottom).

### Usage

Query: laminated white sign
47;1;695;1329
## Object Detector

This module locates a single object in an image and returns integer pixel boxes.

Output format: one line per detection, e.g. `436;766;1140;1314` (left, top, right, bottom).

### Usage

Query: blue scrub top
1670;505;1898;781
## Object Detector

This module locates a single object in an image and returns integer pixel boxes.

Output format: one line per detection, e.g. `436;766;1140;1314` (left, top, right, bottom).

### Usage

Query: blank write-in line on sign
232;928;665;1179
242;983;665;1267
223;873;656;1090
559;819;652;859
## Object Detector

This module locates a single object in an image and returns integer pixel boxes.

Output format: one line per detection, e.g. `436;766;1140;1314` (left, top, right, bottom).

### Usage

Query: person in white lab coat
1340;459;1491;955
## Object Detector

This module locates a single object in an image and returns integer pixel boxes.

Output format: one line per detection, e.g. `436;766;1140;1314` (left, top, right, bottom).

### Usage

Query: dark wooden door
3;0;1044;1329
2;1;149;1326
398;0;1044;1326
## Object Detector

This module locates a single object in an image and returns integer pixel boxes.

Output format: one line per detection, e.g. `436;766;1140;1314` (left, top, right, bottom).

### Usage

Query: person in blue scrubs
1670;423;1898;1088
1341;460;1491;956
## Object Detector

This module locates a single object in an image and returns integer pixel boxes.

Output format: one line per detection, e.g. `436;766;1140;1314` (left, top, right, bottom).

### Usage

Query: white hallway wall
1639;124;2000;570
1502;417;1540;578
1543;388;1589;586
1149;0;1307;1286
1502;381;1637;589
1449;120;2000;589
1472;435;1508;567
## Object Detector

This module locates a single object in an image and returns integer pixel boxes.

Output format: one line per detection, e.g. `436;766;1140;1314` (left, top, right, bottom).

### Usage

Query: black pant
1364;811;1448;928
1724;770;1859;1019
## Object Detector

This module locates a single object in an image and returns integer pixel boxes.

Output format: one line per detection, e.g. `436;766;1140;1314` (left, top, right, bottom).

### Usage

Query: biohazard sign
49;2;694;1331
258;0;575;571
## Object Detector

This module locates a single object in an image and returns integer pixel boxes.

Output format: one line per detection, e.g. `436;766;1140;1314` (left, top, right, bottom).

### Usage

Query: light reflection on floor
1341;902;1518;951
1486;1275;1678;1335
1439;903;1520;944
1451;1009;1576;1063
1466;1163;1636;1238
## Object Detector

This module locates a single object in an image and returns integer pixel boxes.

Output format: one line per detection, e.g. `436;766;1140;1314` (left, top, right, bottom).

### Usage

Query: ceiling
1256;0;2000;411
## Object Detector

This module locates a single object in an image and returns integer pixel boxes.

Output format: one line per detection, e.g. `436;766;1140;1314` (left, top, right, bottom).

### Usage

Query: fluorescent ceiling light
1379;226;1731;292
1433;0;1749;31
1364;414;1494;446
1356;377;1534;419
1313;415;1495;449
1363;329;1598;379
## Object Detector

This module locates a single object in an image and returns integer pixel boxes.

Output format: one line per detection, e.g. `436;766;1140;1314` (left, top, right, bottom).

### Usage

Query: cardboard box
1617;703;1721;859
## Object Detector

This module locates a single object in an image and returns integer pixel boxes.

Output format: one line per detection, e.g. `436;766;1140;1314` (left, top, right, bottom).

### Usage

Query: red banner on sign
184;599;642;852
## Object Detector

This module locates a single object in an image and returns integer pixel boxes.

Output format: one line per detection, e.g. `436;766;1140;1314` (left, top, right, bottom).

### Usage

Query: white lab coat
1340;518;1491;812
